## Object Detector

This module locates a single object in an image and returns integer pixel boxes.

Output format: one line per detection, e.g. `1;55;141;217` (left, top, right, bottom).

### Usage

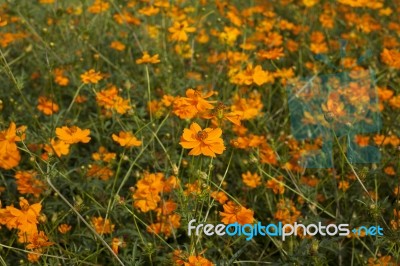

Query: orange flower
172;97;198;119
184;255;214;266
168;20;196;42
377;87;394;101
179;122;225;157
112;131;142;147
96;86;131;115
0;122;27;153
0;150;21;170
220;201;254;225
91;216;115;234
203;102;242;126
14;171;45;197
258;47;285;60
111;237;126;254
219;26;241;46
0;197;41;234
274;199;301;224
147;213;181;237
211;191;229;204
354;135;370;147
266;176;285;194
381;48;400;69
110;41;126;51
86;164;114;180
80;69;103;84
367;255;395;266
389;95;400;109
303;0;319;7
384;166;396;176
242;171;261;188
92;146;116;162
88;0;110;14
136;51;160;64
25;231;54;249
321;92;346;117
56;126;91;144
183;89;215;113
231;64;274;86
138;6;160;16
58;224;72;234
231;92;263;120
53;68;69;86
0;122;26;169
338;180;350;191
44;138;70;157
133;172;165;212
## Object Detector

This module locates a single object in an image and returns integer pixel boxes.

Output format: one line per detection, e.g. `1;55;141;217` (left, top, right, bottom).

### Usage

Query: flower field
0;0;399;265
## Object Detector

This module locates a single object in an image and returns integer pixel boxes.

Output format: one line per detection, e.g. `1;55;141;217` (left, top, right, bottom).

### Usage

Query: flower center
196;130;208;140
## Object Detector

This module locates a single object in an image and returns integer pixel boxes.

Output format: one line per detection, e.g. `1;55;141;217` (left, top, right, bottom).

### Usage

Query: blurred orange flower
242;171;261;188
56;126;91;144
136;51;160;64
80;69;103;84
37;96;59;115
44;138;70;157
112;131;142;147
220;201;254;225
110;41;126;51
14;171;45;197
91;216;115;234
0;197;41;234
88;0;110;14
168;20;196;42
58;224;72;234
0;122;26;169
184;255;214;266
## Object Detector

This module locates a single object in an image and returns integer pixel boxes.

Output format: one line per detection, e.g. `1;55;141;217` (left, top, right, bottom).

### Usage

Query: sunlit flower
111;237;126;254
180;122;225;157
44;138;70;157
242;171;261;188
220;201;254;225
37;96;59;115
168;20;196;42
56;126;91;144
0;197;41;234
184;255;214;266
80;69;103;84
338;180;350;191
88;0;110;14
133;172;165;212
58;224;72;234
112;131;142;147
86;164;114;180
110;41;126;51
266;176;285;194
53;68;69;86
14;171;45;198
136;51;160;64
211;191;229;204
91;216;115;234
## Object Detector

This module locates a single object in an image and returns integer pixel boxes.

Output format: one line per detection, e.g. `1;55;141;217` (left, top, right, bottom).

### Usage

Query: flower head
112;131;142;147
136;52;160;64
80;69;103;84
55;126;91;144
179;123;225;157
220;201;254;225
